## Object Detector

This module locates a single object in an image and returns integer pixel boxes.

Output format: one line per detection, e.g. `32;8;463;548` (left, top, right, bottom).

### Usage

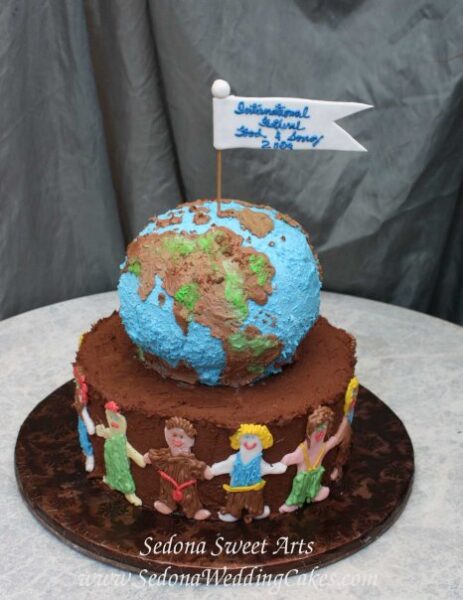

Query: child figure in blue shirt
210;424;286;523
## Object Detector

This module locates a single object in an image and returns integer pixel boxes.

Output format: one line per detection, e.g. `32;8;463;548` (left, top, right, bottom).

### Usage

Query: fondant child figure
331;376;359;481
72;364;95;472
96;401;146;506
210;424;286;523
144;417;213;520
279;406;349;513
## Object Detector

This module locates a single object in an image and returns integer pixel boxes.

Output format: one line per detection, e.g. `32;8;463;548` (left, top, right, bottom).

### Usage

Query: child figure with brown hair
144;416;213;520
279;405;349;513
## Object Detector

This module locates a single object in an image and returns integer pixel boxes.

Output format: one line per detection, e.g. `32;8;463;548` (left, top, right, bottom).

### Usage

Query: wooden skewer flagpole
216;150;222;200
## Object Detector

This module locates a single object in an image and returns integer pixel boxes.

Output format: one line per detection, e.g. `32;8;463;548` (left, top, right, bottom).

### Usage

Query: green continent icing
103;433;136;494
228;331;279;356
197;234;213;253
249;254;271;286
127;260;141;277
174;283;200;311
224;270;248;320
163;236;196;256
163;232;216;257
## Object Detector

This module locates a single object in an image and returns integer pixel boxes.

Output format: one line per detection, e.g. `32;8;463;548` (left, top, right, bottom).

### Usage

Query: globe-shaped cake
118;199;321;387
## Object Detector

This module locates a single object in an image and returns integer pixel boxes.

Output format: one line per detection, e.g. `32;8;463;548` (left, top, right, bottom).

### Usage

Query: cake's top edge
76;311;356;428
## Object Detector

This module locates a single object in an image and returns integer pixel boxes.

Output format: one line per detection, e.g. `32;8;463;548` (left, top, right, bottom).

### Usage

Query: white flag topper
211;79;372;152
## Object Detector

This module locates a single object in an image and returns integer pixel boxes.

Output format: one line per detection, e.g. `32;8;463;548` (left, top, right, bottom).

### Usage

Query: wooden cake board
15;383;414;583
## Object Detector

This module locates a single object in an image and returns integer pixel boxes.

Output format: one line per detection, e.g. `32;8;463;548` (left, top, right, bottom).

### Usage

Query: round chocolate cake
73;199;358;522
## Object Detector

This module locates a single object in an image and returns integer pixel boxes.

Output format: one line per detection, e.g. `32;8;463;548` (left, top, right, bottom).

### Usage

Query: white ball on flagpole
211;79;231;99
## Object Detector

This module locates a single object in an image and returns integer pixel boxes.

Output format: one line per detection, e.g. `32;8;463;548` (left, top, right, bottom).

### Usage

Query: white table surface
1;291;462;600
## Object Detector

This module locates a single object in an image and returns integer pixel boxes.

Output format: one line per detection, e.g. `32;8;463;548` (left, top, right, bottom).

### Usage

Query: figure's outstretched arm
325;416;350;452
210;454;236;476
203;466;214;480
261;460;287;475
96;424;110;439
126;442;146;468
144;448;165;467
281;446;302;466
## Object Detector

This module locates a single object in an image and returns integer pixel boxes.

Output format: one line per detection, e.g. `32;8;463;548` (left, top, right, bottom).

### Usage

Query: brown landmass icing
275;211;302;229
238;207;274;237
188;203;210;214
216;202;274;238
188;202;211;224
150;214;183;228
123;225;280;386
125;227;273;331
222;326;283;386
193;211;210;225
184;198;305;234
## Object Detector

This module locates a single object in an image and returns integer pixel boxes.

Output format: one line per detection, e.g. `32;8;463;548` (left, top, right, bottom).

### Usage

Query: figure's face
239;434;262;455
165;427;194;453
106;410;127;434
310;423;328;445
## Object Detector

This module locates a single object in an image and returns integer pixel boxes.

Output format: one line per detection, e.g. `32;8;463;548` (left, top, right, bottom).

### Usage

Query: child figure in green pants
96;401;146;506
279;405;349;513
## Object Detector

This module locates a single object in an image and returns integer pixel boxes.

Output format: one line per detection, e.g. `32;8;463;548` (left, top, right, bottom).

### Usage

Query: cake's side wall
81;384;348;517
75;312;356;519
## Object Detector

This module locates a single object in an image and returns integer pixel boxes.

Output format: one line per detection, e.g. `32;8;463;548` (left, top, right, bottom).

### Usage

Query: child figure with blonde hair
210;424;286;522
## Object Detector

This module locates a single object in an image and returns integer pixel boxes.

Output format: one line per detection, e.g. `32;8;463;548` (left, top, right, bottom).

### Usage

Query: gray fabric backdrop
1;0;462;324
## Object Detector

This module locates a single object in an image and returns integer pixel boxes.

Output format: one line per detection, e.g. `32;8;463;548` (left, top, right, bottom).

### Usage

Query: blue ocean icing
118;200;321;386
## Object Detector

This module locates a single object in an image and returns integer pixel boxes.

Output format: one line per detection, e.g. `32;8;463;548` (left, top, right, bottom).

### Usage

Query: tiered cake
73;199;357;522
